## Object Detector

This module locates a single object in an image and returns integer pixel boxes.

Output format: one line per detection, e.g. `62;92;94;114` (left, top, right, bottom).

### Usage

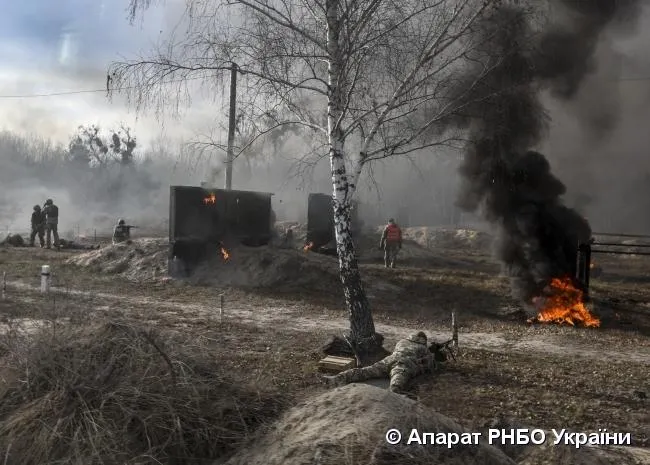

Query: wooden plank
318;355;356;373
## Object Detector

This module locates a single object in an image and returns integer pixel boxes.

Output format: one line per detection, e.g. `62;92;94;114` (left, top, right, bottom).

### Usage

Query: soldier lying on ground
322;331;437;394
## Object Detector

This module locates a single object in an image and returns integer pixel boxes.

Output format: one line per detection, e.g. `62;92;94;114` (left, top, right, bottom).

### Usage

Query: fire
528;276;600;328
303;242;314;252
220;247;230;261
203;193;216;205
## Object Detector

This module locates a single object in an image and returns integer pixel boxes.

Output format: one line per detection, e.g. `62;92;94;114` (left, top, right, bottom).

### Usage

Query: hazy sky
0;0;219;147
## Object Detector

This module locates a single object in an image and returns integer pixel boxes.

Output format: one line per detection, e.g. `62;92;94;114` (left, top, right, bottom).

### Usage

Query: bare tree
109;0;500;355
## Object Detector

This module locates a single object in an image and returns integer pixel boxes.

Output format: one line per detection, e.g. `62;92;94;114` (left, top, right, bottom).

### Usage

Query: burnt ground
0;239;648;454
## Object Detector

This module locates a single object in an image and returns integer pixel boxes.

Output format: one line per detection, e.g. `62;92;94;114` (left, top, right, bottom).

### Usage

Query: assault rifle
428;311;459;362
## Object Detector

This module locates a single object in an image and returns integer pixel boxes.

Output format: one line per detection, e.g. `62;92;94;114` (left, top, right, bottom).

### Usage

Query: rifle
428;311;459;362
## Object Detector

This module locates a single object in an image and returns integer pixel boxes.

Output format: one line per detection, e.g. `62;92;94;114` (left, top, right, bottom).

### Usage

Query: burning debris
220;245;230;261
303;242;314;252
527;276;600;328
454;1;641;323
203;193;216;205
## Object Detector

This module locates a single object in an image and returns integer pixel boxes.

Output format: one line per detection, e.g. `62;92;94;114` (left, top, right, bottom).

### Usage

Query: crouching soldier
29;205;45;247
112;218;137;244
322;331;435;394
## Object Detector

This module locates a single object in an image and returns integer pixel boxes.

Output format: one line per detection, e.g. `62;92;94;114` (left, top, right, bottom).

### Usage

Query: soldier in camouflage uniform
29;205;45;247
42;198;59;249
323;331;435;394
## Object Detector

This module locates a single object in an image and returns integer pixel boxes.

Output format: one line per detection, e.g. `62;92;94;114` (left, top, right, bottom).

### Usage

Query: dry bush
0;319;288;465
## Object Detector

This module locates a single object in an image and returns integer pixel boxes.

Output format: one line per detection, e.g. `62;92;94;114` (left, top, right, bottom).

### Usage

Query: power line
0;75;209;99
0;74;650;99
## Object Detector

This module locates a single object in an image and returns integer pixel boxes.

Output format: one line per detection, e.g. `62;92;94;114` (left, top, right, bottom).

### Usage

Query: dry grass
0;318;288;465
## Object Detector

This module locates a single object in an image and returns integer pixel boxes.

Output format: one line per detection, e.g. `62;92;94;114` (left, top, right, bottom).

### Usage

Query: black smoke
456;1;642;303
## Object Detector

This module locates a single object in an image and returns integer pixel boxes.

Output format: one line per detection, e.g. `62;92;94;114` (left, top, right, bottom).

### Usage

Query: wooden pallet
318;355;356;373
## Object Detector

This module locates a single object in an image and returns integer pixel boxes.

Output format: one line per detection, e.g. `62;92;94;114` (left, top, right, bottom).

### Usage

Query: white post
219;294;224;321
2;271;5;300
451;311;458;349
41;265;51;293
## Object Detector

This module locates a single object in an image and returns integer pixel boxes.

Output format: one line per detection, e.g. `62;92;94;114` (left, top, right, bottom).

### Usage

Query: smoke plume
457;1;642;303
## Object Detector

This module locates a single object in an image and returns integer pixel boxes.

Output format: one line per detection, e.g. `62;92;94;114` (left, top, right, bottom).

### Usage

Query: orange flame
203;193;216;205
220;247;230;261
303;242;314;252
528;276;600;328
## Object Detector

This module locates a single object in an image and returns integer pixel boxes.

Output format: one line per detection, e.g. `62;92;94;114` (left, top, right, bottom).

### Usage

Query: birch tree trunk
326;0;383;354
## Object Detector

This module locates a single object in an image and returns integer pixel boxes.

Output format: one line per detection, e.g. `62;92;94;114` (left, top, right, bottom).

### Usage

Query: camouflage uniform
42;199;59;248
29;205;45;247
112;219;131;244
380;219;402;268
324;332;435;393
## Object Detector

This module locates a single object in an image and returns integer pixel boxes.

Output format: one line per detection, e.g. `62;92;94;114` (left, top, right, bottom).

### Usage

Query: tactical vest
44;205;58;224
386;224;401;242
113;225;130;242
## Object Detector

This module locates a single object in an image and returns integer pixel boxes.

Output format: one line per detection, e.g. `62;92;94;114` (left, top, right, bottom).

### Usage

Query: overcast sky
0;0;220;147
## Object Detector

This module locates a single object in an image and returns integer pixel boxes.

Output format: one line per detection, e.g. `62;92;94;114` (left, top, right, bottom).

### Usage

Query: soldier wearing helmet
379;218;402;268
29;205;45;247
42;198;59;249
322;331;436;394
112;218;137;244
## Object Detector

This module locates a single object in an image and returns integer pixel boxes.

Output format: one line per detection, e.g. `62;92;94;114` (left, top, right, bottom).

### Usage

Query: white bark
327;0;377;344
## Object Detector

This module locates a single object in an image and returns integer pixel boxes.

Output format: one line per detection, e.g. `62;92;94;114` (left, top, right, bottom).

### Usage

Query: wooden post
451;311;458;349
225;63;238;190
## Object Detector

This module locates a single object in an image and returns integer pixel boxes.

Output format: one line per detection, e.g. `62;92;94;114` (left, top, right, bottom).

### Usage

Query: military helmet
388;218;395;223
118;218;125;225
33;205;41;211
407;331;427;344
45;199;53;205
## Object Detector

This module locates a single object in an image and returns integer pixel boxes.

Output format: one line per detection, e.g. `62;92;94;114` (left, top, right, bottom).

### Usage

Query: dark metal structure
576;232;650;298
306;193;360;254
169;186;273;275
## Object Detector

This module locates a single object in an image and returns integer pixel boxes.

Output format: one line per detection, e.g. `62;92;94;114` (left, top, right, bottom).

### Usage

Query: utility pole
225;62;238;190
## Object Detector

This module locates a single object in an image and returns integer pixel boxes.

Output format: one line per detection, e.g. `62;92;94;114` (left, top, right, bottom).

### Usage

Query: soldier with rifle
112;218;138;244
322;331;456;395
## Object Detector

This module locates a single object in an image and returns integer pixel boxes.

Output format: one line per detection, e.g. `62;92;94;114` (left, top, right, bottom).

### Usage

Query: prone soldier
322;331;436;394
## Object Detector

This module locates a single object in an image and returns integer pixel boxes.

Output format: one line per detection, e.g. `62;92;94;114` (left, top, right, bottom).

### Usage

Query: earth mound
222;383;516;465
65;238;349;291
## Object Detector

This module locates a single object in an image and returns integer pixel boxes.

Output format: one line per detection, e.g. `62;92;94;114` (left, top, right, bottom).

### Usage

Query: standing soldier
29;205;45;247
42;198;59;249
380;218;402;268
322;332;436;394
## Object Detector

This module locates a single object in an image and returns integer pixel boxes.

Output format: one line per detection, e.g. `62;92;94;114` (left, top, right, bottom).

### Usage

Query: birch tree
109;0;501;354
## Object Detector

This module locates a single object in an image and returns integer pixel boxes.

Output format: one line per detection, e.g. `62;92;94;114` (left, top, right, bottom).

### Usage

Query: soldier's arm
380;228;387;247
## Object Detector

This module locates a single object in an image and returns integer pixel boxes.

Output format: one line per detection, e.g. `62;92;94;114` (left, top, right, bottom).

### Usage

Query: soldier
29;205;45;247
322;331;436;394
380;218;402;268
42;198;59;249
112;218;137;244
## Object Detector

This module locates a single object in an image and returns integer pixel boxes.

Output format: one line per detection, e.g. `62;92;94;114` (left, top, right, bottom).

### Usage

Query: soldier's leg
383;248;390;267
328;361;390;386
388;363;413;394
29;229;37;246
38;228;45;247
52;225;59;247
45;225;52;248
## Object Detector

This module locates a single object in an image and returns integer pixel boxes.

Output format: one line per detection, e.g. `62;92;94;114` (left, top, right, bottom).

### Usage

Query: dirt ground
0;231;648;463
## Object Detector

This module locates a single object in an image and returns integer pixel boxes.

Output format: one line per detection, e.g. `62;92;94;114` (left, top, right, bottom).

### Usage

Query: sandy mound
0;320;287;465
400;227;493;253
223;383;516;465
65;238;168;281
67;238;402;292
